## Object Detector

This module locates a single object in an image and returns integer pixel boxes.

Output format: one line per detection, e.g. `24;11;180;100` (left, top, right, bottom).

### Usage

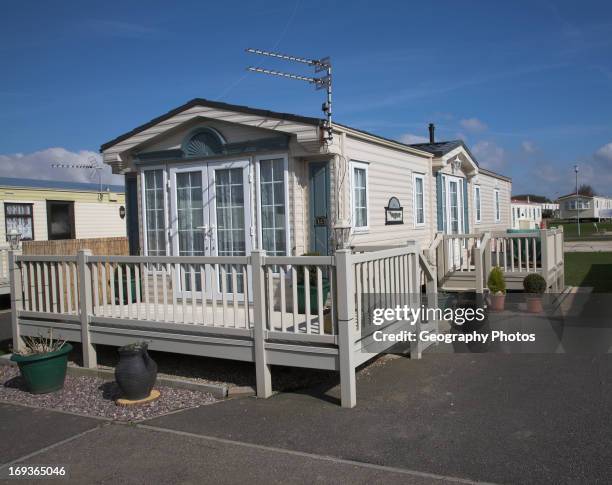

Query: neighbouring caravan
0;177;126;243
557;193;612;221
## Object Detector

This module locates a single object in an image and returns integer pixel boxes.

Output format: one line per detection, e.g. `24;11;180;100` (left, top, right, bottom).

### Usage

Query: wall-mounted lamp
7;229;21;250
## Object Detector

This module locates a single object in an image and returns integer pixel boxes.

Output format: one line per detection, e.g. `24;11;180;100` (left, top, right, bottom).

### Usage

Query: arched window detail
182;128;224;158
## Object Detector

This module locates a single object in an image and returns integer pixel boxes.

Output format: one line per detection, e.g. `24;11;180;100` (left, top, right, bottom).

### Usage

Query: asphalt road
564;240;612;252
1;353;610;484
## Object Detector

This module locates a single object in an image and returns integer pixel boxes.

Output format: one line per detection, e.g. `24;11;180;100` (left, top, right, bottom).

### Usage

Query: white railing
0;245;11;283
9;244;431;408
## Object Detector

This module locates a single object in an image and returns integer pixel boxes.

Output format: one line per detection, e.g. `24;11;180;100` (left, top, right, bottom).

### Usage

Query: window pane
260;159;286;256
353;167;367;228
144;170;166;255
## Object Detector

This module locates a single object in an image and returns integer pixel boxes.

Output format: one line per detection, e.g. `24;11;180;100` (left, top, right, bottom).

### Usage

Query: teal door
309;162;331;256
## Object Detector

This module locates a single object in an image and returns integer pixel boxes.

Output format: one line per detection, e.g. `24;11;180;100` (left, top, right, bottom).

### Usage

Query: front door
309;162;331;256
170;160;252;299
445;176;464;269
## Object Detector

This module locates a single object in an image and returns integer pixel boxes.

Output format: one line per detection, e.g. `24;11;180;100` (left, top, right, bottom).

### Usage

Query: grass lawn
549;220;612;239
564;252;612;292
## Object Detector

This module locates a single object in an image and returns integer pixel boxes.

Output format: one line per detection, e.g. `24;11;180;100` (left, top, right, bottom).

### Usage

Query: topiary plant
523;273;547;294
487;266;506;295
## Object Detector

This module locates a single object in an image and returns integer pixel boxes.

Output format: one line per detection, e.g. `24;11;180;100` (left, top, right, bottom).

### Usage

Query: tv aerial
51;157;105;199
245;48;333;143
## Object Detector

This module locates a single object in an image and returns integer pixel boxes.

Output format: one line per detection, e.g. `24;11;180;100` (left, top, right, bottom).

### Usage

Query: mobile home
558;193;612;220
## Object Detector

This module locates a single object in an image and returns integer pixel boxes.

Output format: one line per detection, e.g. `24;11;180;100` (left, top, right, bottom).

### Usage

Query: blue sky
1;0;611;198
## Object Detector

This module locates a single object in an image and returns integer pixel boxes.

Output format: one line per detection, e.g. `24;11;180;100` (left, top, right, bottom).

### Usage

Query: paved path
1;354;611;484
564;240;612;252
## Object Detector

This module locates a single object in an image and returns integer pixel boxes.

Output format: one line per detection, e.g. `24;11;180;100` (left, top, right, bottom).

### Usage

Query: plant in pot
487;266;506;312
523;273;547;313
10;330;72;394
296;252;331;314
115;341;158;402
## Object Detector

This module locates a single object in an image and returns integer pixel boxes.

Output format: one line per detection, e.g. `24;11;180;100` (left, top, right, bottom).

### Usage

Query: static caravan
558;194;612;221
511;199;542;229
100;99;512;260
0;177;126;243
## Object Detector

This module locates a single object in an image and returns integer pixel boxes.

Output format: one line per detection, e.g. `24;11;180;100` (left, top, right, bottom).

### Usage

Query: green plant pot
297;280;331;314
11;343;72;394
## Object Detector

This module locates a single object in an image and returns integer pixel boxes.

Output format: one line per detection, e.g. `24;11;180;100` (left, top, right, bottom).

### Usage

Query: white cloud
0;147;123;186
594;142;612;163
398;133;428;144
472;141;505;170
460;118;488;133
521;141;536;153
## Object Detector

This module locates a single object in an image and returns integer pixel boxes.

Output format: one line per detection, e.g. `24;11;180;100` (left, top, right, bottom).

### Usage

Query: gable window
351;162;369;231
143;169;167;256
413;173;425;226
474;185;481;224
494;189;501;222
258;156;289;256
5;203;34;241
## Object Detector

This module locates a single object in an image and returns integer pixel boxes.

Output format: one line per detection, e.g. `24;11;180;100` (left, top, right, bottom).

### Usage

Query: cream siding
74;202;126;239
472;172;511;232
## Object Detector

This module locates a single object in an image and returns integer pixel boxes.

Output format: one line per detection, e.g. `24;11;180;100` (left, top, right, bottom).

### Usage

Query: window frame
412;172;426;227
494;188;501;222
350;161;370;233
4;202;34;241
474;185;482;224
140;166;169;257
256;154;291;257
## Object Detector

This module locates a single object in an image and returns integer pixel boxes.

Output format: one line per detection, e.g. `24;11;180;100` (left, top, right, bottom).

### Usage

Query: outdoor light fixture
451;156;462;174
7;228;21;250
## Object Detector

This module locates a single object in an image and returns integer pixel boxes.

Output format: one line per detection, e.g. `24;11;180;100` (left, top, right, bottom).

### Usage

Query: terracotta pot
526;296;544;314
489;293;505;312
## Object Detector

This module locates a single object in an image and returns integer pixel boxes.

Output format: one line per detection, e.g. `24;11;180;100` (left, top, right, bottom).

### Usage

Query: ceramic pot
115;343;157;400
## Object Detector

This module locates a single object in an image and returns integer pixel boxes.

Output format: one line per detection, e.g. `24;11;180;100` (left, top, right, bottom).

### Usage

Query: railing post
335;249;356;408
8;250;24;353
558;227;565;289
77;249;96;368
475;245;483;294
251;250;272;398
540;229;550;291
408;242;422;359
484;234;492;278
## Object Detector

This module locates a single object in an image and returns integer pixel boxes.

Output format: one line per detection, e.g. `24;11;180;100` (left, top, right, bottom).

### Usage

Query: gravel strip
0;366;217;422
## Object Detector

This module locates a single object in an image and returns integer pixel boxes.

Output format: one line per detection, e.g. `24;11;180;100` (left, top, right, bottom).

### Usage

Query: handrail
418;253;435;282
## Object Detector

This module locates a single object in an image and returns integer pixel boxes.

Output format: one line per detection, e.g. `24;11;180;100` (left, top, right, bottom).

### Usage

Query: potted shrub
523;273;547;313
297;252;331;314
10;330;72;394
487;266;506;312
115;341;158;401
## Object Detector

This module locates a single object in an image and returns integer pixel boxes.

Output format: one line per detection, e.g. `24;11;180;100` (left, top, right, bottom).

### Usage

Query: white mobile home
10;99;567;408
511;199;542;229
100;99;512;259
558;193;612;220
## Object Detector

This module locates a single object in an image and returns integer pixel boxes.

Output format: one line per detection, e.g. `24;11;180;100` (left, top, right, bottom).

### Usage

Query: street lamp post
574;164;580;237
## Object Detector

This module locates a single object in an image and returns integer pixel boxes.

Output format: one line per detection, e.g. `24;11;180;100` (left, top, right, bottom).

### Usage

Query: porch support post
483;233;492;278
540;228;550;292
408;242;422;359
8;250;24;353
335;249;356;408
251;250;272;398
77;249;96;368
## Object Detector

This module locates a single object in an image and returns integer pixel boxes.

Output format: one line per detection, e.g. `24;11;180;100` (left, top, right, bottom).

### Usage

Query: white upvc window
256;155;290;256
474;185;482;224
494;189;501;222
351;161;369;232
141;168;168;256
413;173;425;226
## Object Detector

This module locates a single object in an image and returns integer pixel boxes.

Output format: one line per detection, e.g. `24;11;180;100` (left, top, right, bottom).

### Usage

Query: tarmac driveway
564;240;612;252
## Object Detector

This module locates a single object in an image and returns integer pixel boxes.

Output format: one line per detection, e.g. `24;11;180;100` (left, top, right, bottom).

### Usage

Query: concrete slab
0;403;100;464
564;240;612;252
0;424;460;485
146;354;612;484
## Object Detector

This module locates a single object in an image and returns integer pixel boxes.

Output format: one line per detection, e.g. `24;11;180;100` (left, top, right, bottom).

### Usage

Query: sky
1;0;611;199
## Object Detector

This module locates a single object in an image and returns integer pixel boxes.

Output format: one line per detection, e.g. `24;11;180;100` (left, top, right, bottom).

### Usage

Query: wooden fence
22;237;128;256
